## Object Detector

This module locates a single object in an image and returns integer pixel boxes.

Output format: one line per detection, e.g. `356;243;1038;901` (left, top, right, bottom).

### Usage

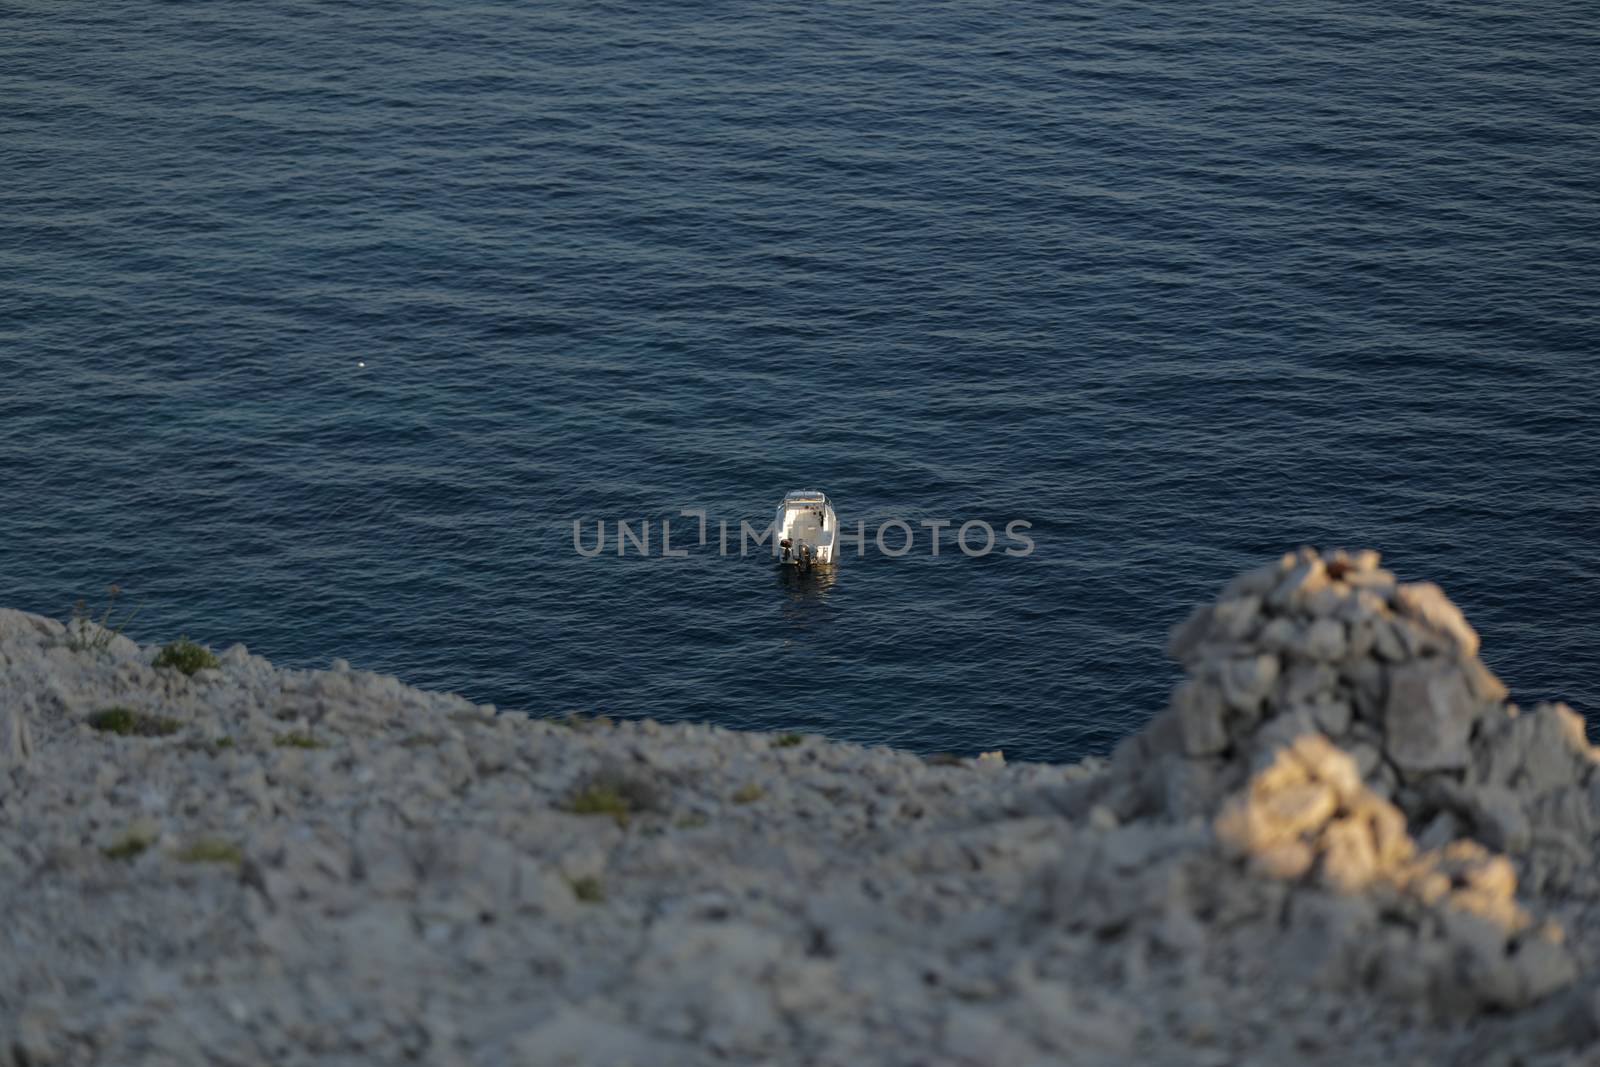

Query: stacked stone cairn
1097;548;1595;1013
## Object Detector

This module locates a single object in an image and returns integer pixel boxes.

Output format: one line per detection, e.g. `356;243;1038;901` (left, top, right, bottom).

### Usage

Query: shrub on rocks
102;823;158;861
152;637;220;676
566;768;663;827
568;785;632;821
63;586;140;654
568;875;604;903
175;839;243;866
87;707;180;737
731;783;765;804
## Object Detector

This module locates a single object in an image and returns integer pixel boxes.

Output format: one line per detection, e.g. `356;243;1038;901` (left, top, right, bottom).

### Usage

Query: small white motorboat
774;490;837;571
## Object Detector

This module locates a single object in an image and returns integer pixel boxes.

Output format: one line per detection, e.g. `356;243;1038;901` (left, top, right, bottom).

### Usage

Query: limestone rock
1300;618;1347;662
1222;558;1289;600
1468;704;1581;800
1147;550;1588;1021
1393;582;1480;659
0;550;1591;1065
1318;817;1378;893
511;1005;667;1067
1311;699;1352;737
1384;661;1478;772
1220;654;1279;714
1250;840;1314;881
1;704;33;770
1167;604;1214;663
1464;786;1533;853
1172;679;1227;757
1267;552;1330;613
1210;595;1262;642
0;608;64;643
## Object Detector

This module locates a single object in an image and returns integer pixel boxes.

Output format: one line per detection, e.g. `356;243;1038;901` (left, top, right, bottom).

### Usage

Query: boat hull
774;492;838;568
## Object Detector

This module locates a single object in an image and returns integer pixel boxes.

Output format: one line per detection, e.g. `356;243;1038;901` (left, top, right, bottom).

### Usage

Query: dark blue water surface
3;1;1598;760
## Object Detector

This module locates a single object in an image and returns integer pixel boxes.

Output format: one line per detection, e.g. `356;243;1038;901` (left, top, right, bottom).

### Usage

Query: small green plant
562;768;663;827
175;839;242;865
675;813;709;830
65;585;142;653
274;731;325;750
772;732;805;749
102;826;157;861
568;785;634;824
103;838;150;861
567;875;604;903
731;783;765;804
152;637;219;676
88;707;181;737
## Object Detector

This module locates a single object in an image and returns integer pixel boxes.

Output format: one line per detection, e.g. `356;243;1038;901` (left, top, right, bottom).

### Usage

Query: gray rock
1384;661;1478;772
1370;619;1409;663
1343;567;1397;596
1393;582;1480;659
1416;811;1461;852
1172;680;1228;757
1267;553;1330;614
1506;928;1579;1007
1350;549;1382;573
1319;817;1379;893
1252;705;1320;756
1344;619;1377;661
1167;604;1214;663
1336;588;1391;625
510;1005;668;1067
1300;618;1347;661
0;704;32;770
1220;654;1280;714
1344;741;1381;780
1279;662;1338;707
1255;616;1301;654
0;608;65;642
1222;559;1289;600
1250;839;1314;881
1474;702;1594;793
1465;786;1532;853
11;1002;60;1066
1311;699;1352;737
1463;658;1509;703
1210;596;1263;642
1343;658;1386;720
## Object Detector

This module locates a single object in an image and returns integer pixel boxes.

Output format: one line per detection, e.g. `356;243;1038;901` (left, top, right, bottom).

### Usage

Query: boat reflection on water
776;561;836;609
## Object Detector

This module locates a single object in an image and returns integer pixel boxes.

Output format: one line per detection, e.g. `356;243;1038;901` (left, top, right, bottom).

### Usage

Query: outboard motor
780;537;792;563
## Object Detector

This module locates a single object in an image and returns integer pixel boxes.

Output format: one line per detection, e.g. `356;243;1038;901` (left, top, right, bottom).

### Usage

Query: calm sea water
3;1;1597;760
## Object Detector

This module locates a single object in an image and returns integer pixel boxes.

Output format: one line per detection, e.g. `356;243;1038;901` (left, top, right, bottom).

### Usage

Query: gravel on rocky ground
4;549;1600;1065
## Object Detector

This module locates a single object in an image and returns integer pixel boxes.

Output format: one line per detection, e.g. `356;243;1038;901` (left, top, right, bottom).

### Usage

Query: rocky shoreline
3;550;1599;1065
